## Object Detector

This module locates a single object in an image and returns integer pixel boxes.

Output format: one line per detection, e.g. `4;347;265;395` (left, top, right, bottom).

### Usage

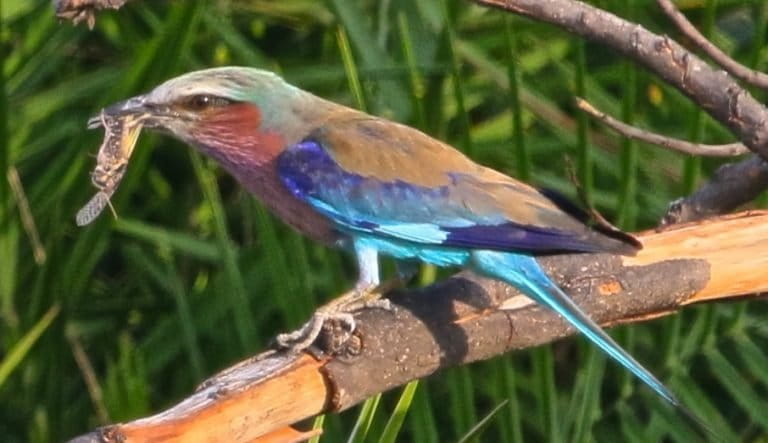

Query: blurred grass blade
457;399;509;443
378;380;419;443
573;39;592;207
309;414;326;443
533;348;561;442
674;375;738;442
706;348;768;429
448;366;478;440
734;335;768;388
188;152;255;351
347;393;382;443
328;0;409;116
504;17;530;182
441;0;472;154
0;304;60;388
409;378;439;442
336;26;368;112
494;358;524;443
114;218;220;263
616;61;638;229
566;345;605;443
7;167;46;264
397;12;426;129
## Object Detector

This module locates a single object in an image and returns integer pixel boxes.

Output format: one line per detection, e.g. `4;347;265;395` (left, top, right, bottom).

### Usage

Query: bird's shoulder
299;111;483;187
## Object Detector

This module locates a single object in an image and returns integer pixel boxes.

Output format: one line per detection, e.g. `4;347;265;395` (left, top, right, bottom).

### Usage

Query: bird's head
90;67;322;166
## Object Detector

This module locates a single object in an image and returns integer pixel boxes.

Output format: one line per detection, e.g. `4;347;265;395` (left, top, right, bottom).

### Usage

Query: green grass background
2;0;768;441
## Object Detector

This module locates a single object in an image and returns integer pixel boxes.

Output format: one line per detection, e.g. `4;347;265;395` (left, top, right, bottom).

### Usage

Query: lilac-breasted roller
93;67;696;420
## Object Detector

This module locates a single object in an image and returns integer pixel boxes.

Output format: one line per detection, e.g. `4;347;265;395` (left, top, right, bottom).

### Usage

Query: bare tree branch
576;97;749;157
68;211;768;443
657;0;768;90
661;156;768;225
468;0;768;161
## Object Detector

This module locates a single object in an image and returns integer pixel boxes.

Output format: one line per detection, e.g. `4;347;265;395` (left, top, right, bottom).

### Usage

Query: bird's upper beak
87;94;182;130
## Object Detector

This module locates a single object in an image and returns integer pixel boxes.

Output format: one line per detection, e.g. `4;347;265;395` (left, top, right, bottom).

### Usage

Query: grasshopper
76;111;144;226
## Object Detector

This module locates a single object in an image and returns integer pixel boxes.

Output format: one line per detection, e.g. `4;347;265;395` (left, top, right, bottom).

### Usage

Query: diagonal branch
68;211;768;443
575;97;749;157
660;156;768;225
468;0;768;161
657;0;768;90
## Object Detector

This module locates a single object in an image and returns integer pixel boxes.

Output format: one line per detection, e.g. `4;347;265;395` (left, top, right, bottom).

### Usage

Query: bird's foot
274;282;396;353
274;310;356;352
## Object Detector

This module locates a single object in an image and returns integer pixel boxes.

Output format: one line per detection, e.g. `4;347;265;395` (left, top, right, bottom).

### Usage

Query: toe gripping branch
274;277;403;356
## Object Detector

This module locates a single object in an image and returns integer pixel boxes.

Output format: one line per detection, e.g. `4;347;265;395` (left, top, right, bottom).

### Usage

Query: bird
93;66;699;422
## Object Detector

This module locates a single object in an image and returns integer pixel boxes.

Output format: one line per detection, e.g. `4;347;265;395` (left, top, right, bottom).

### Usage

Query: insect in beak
76;111;145;226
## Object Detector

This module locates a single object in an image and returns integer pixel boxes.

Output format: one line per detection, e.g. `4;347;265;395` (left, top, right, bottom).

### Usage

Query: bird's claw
274;283;396;353
364;298;392;311
275;311;356;352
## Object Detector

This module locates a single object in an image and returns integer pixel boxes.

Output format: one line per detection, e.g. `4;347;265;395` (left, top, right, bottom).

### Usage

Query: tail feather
514;260;680;405
471;250;717;438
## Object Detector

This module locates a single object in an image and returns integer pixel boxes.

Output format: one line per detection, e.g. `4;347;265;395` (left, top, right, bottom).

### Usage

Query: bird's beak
87;94;179;130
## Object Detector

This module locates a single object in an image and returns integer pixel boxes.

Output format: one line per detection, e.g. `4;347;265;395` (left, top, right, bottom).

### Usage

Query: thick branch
660;156;768;225
469;0;768;160
69;211;768;443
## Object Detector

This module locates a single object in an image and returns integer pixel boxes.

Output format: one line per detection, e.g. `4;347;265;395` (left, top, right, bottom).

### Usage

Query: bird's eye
184;95;233;110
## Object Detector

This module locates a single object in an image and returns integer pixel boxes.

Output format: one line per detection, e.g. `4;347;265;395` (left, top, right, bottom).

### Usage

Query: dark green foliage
2;1;767;441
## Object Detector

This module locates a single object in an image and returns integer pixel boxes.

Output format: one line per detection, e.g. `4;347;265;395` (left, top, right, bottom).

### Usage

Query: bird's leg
275;243;391;352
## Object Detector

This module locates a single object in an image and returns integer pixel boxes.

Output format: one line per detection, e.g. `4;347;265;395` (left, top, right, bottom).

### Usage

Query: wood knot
598;279;623;296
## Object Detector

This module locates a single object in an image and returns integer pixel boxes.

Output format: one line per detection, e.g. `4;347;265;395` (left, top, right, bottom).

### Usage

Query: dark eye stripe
183;94;234;110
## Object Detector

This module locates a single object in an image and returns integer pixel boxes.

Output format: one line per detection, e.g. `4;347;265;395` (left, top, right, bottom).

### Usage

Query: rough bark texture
661;156;768;225
324;256;707;411
657;0;768;90
469;0;768;161
68;211;768;443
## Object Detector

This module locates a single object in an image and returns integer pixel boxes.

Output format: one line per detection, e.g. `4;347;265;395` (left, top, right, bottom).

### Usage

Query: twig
468;0;768;161
657;0;768;90
575;97;749;157
68;211;768;442
7;167;46;264
660;156;768;225
67;331;111;425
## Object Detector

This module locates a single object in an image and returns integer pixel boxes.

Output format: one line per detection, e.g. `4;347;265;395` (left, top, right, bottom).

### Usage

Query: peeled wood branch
69;211;768;443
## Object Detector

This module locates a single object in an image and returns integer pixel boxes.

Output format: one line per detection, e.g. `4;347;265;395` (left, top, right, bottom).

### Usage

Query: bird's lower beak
87;94;178;130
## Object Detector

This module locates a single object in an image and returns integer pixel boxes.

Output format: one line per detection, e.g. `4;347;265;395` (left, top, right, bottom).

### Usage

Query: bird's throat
192;103;285;173
187;99;339;244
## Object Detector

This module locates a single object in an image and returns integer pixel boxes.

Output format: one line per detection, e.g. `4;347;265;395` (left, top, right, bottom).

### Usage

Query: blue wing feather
278;140;612;253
